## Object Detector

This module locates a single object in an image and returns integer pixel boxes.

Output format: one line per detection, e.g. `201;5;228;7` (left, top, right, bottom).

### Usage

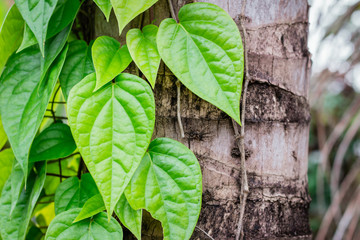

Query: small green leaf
0;149;14;196
74;193;105;223
111;0;158;35
59;40;94;101
14;0;58;56
0;44;68;177
92;36;132;91
29;123;77;162
94;0;112;21
0;116;7;149
125;138;202;240
54;173;99;215
115;194;142;240
0;162;47;240
157;2;244;124
17;24;37;53
0;4;24;72
127;25;160;88
45;208;123;240
68;72;155;218
9;161;25;215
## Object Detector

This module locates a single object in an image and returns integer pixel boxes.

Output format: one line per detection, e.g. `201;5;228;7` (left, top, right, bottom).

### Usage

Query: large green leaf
0;116;7;149
94;0;112;21
14;0;58;55
59;40;94;101
0;5;24;72
0;149;14;196
0;162;47;240
29;123;76;162
127;24;160;88
0;45;68;177
74;193;105;223
110;0;158;35
157;2;244;124
92;36;132;91
115;194;142;240
54;173;99;215
17;24;36;53
68;72;155;217
45;208;123;240
125;138;202;240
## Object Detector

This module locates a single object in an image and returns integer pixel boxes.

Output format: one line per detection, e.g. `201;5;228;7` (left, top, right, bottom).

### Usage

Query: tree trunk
92;0;312;239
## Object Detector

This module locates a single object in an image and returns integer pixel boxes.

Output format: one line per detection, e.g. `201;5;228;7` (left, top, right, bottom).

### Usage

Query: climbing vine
0;0;244;239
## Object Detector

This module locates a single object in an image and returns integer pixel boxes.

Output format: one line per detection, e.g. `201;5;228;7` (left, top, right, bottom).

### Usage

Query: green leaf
0;45;68;177
25;226;43;240
17;24;37;53
0;149;14;196
29;123;77;162
125;138;202;240
47;0;80;39
68;72;155;218
15;0;58;55
74;193;105;223
54;173;99;215
115;194;142;240
127;25;160;88
157;2;244;124
0;162;47;240
9;161;25;215
0;116;7;149
94;0;112;22
110;0;158;35
92;36;132;91
59;40;94;101
0;4;24;72
45;208;123;240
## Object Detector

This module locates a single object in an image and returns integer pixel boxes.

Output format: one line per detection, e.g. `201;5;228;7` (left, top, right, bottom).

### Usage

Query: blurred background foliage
0;0;359;239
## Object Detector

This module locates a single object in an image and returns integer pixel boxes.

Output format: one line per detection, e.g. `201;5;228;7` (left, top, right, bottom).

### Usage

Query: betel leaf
115;194;142;240
14;0;58;55
47;0;80;39
0;149;14;196
157;2;244;124
67;73;155;218
110;0;158;35
54;173;99;215
17;24;36;53
0;45;68;177
0;4;24;72
74;193;105;223
59;40;94;101
29;123;76;162
9;161;25;215
125;138;202;240
94;0;112;22
0;116;7;149
45;208;123;240
92;36;132;91
0;162;46;240
127;24;160;88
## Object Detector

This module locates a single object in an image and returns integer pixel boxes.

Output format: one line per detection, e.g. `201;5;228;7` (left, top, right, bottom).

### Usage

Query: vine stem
176;81;185;138
167;0;177;21
234;1;250;240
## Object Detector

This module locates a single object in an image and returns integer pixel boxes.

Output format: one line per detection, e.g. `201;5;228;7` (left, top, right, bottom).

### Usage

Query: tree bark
92;0;312;239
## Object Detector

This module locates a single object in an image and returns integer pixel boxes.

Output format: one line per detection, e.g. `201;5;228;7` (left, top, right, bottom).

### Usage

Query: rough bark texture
93;0;312;239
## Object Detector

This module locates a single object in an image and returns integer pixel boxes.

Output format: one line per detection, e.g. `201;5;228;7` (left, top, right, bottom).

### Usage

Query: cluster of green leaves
0;0;243;239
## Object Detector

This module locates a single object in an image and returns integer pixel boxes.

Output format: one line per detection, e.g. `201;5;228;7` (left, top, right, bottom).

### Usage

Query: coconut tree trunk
92;0;312;239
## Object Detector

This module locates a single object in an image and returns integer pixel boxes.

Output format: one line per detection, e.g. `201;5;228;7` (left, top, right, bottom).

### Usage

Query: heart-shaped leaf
74;193;105;223
15;0;58;55
68;72;155;218
0;162;46;240
115;194;142;240
54;173;99;215
45;208;123;240
157;2;244;124
29;123;76;162
0;45;68;177
0;149;14;196
0;4;24;72
92;36;132;91
110;0;158;35
94;0;112;21
59;40;94;100
127;24;160;88
125;138;202;240
0;117;7;149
